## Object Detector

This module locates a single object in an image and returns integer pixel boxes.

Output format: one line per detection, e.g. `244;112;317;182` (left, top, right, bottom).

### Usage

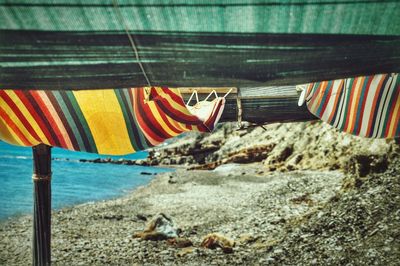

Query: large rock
148;121;397;172
133;213;179;241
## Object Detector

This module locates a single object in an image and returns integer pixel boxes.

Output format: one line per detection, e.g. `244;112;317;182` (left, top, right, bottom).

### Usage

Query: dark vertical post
32;144;52;266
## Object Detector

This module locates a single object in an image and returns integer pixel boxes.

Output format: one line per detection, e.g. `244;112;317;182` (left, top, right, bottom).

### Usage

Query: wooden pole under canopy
32;144;52;266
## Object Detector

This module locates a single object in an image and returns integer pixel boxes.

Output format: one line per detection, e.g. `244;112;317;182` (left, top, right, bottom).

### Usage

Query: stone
201;233;235;254
133;213;179;241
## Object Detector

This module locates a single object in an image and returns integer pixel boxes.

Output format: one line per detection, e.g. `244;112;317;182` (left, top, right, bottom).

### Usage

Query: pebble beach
1;122;399;265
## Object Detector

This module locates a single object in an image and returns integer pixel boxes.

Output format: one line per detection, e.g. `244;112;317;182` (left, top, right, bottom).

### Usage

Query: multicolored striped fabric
0;87;225;155
305;73;399;138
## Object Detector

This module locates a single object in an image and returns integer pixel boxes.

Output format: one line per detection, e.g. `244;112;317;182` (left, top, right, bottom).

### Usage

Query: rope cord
32;173;52;181
112;0;152;87
236;88;242;129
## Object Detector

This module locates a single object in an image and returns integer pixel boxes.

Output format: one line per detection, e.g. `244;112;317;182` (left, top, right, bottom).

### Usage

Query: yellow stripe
73;90;134;155
154;87;192;115
388;93;400;137
0;94;42;145
347;77;363;132
5;90;50;144
192;125;199;132
0;114;27;145
147;100;180;137
166;115;188;132
309;82;325;112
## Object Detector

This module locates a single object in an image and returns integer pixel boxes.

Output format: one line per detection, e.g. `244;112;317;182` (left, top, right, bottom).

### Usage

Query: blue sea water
0;141;172;220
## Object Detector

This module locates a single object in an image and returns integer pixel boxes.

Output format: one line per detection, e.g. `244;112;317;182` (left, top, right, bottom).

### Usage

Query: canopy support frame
32;144;52;266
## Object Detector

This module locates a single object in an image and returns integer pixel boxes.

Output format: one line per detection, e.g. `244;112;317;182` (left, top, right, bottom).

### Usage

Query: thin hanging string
112;0;152;88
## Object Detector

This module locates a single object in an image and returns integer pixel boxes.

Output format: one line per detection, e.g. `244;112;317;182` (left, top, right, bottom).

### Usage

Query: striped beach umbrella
304;73;399;138
0;87;226;155
0;86;226;265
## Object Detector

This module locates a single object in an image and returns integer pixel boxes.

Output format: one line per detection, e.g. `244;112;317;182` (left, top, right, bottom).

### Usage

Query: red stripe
156;96;203;124
30;91;69;148
160;87;186;105
327;80;344;124
141;93;174;140
355;77;373;136
0;90;41;142
45;91;80;151
133;89;165;143
343;78;358;132
366;75;386;137
0;106;32;146
153;103;184;135
204;99;224;131
319;81;335;118
144;87;199;124
158;88;204;123
308;82;323;110
14;90;56;145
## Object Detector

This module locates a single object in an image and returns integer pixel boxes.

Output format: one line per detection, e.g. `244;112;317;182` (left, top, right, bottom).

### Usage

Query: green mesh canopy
2;0;400;34
1;0;400;89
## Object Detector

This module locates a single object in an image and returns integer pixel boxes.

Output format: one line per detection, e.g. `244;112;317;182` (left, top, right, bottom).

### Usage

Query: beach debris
133;213;179;241
166;237;193;248
140;171;153;175
200;233;235;253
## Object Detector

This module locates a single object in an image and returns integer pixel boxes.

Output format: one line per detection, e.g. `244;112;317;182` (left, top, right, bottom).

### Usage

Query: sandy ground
1;159;399;265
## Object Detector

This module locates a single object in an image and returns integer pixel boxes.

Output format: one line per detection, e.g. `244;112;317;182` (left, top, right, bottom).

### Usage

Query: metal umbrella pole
32;144;52;266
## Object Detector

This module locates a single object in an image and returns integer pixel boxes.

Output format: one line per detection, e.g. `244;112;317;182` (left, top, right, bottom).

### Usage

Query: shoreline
0;163;174;225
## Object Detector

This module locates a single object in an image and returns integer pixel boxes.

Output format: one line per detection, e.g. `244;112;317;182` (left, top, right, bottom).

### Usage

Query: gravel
0;121;399;265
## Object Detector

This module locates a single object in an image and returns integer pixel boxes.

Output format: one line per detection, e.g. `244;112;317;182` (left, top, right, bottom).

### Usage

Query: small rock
201;233;235;254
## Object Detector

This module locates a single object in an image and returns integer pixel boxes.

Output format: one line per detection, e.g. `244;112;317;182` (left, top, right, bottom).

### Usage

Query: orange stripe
348;77;364;133
343;78;359;132
311;82;327;112
390;105;400;137
0;106;32;146
308;83;321;111
386;85;400;137
0;90;41;142
13;91;53;144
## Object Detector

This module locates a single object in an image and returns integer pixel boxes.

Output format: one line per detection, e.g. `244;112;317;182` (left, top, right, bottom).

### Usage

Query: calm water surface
0;141;171;220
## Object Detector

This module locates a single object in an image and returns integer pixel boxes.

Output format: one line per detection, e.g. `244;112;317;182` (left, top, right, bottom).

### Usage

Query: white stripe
321;80;341;122
377;74;397;138
372;75;393;137
332;80;346;128
358;75;382;137
336;79;351;129
306;84;316;101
